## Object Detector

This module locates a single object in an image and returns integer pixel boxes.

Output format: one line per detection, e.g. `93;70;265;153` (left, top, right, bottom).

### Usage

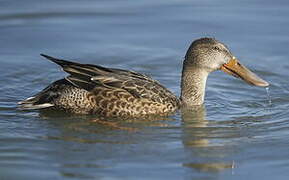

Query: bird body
19;54;180;117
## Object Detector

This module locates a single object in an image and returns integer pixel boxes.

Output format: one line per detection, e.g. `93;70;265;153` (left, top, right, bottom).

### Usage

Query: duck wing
40;54;176;103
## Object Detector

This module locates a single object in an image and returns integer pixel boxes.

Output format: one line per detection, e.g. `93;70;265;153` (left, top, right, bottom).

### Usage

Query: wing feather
40;54;176;103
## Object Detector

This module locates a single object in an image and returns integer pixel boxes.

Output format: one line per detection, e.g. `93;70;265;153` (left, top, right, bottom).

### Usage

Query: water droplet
265;87;272;106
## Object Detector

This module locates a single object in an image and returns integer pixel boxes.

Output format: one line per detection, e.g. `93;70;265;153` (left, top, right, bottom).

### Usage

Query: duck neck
180;63;209;107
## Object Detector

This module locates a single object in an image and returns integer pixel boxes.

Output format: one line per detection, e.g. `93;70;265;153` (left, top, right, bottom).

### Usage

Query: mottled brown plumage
19;54;179;117
18;38;268;118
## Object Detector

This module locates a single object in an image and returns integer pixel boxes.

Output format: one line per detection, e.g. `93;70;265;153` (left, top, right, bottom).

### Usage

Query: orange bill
220;58;269;87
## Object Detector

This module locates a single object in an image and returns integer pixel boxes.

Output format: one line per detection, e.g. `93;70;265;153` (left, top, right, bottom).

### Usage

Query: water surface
1;0;289;179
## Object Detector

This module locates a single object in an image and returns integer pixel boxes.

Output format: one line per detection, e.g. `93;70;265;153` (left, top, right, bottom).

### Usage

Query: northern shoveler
18;38;269;117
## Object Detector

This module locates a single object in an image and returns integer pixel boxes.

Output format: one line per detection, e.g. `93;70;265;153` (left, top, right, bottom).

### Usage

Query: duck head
184;38;269;87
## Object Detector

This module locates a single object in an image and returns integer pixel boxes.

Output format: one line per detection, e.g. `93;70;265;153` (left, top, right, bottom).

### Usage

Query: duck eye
213;46;220;51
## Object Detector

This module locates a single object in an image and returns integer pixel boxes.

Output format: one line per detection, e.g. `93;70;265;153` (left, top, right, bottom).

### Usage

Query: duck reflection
39;106;235;176
181;105;235;173
181;106;209;147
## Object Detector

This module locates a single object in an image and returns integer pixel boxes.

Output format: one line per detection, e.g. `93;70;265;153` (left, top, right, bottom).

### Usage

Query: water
1;0;289;179
266;87;272;106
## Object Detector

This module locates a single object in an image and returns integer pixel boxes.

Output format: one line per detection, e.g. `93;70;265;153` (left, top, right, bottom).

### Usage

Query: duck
18;37;269;117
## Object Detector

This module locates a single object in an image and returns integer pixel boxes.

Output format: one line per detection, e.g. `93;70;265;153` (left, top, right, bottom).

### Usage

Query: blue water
1;0;289;179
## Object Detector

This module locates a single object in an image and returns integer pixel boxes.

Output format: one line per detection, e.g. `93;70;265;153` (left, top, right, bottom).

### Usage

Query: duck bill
220;58;269;87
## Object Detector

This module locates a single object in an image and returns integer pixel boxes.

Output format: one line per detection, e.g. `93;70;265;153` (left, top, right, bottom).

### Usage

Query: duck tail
17;79;70;110
17;96;54;110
